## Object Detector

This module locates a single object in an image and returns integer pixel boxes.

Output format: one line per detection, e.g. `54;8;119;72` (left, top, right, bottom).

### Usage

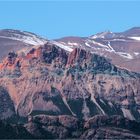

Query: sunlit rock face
0;41;140;123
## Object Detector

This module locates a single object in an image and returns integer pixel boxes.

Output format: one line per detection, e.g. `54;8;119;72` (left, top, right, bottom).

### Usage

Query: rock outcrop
0;42;140;122
0;41;140;139
1;115;140;139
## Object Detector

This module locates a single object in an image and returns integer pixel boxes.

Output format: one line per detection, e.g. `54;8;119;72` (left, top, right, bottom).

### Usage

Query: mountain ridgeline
0;28;140;139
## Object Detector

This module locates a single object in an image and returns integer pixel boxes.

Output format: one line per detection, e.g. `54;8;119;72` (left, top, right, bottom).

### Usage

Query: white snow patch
91;40;109;48
91;32;110;39
121;108;135;120
107;42;115;52
129;37;140;41
86;39;110;51
68;42;78;46
86;39;134;60
112;39;126;41
117;52;133;59
0;32;47;45
86;39;116;53
134;52;139;56
85;42;91;47
90;35;98;39
51;41;73;52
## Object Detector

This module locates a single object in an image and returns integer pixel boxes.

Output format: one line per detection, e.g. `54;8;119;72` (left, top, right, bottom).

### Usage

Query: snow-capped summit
0;29;47;45
0;27;140;72
0;29;47;60
54;27;140;72
90;31;115;39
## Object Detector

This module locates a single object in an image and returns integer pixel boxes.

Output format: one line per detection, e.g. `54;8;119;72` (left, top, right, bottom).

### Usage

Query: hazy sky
0;0;140;39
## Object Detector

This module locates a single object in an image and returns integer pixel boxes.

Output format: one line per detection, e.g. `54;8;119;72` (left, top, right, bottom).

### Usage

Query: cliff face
0;42;140;122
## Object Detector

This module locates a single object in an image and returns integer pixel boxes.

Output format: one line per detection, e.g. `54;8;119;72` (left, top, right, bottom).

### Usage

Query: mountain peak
90;30;113;39
0;29;47;45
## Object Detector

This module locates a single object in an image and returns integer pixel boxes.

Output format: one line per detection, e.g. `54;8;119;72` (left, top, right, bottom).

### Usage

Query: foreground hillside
1;115;140;139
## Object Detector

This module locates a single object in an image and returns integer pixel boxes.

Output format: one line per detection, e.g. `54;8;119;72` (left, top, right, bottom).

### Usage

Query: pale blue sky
0;1;140;39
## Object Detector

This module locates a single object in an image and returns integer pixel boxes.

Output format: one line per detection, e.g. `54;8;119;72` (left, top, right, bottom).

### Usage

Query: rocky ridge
55;27;140;72
0;41;140;122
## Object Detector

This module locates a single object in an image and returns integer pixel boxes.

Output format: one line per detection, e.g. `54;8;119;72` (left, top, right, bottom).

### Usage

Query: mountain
0;41;140;121
122;27;140;37
54;27;140;72
0;29;47;61
0;27;140;139
0;27;140;72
